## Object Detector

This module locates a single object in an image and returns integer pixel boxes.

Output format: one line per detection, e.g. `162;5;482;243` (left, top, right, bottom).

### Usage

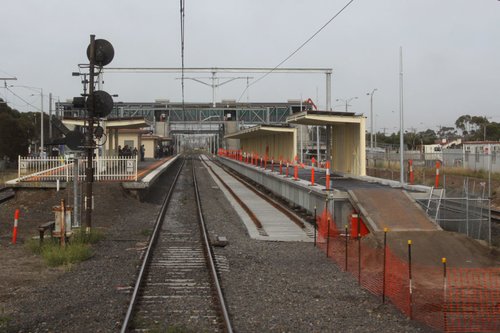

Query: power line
237;0;355;102
4;86;41;111
180;0;186;112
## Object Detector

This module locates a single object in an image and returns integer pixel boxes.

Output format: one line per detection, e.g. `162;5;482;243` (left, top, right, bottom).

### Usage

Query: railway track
0;187;15;204
204;156;309;230
121;155;232;332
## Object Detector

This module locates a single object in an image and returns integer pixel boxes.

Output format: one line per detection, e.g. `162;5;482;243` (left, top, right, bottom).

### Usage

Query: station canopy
286;110;364;125
62;117;149;130
224;124;295;139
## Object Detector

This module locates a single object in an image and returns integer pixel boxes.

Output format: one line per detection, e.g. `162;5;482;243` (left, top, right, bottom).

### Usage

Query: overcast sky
1;0;499;134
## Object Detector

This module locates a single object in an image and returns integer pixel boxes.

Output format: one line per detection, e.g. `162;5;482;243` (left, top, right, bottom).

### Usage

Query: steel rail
193;156;233;333
120;157;185;333
0;187;15;204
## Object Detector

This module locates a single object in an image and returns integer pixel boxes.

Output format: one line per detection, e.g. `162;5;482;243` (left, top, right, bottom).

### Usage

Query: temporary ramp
348;188;440;232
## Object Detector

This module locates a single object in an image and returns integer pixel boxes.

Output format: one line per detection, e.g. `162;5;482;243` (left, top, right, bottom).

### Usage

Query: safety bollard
409;159;414;185
286;162;289;177
325;161;331;190
60;199;66;247
271;159;274;172
345;225;348;271
382;227;388;304
442;257;448;331
294;164;298;181
12;209;20;244
408;240;413;320
279;160;283;175
260;157;263;168
310;167;315;186
435;160;441;188
358;232;361;285
264;155;267;170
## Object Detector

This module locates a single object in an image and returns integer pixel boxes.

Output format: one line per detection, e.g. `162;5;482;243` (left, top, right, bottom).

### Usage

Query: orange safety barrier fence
315;231;500;332
445;268;500;332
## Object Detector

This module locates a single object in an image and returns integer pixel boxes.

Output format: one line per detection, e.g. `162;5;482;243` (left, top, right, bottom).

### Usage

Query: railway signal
79;35;115;232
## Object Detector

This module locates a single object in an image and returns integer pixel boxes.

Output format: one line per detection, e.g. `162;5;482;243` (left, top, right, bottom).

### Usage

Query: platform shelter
224;125;297;162
287;110;366;176
62;117;152;155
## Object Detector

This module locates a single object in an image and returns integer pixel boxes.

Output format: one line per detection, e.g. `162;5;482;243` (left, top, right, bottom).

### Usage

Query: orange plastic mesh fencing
316;209;337;244
315;233;499;332
444;268;500;332
382;247;412;317
410;262;445;331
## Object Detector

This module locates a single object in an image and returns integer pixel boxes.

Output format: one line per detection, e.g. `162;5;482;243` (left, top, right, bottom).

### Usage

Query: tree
455;114;472;135
437;126;457;141
0;99;33;159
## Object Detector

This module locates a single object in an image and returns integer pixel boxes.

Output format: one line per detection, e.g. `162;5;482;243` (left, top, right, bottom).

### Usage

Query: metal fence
367;149;500;173
416;197;491;244
17;155;138;182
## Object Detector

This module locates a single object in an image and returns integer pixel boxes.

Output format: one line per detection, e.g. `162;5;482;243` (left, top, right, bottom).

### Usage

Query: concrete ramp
348;188;440;232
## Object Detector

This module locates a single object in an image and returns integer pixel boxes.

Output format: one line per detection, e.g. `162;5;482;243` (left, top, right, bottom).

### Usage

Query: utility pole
399;46;405;186
49;93;53;139
41;89;44;156
367;89;377;149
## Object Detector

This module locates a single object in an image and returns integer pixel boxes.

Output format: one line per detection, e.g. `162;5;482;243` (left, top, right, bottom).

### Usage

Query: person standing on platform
140;144;145;161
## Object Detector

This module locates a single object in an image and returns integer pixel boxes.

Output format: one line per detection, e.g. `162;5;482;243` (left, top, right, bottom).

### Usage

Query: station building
56;100;366;176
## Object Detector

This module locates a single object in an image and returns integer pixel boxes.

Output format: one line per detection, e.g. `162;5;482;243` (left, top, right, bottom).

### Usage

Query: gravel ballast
0;157;434;332
194;158;434;332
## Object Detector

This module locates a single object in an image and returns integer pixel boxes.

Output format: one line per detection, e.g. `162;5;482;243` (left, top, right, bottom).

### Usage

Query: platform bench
38;221;55;245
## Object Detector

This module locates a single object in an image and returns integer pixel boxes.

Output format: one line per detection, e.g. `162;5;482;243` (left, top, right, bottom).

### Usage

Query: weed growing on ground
26;229;105;267
72;228;105;244
41;242;92;267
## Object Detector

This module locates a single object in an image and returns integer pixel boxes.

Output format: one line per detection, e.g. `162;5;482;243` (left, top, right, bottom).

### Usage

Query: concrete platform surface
202;156;313;242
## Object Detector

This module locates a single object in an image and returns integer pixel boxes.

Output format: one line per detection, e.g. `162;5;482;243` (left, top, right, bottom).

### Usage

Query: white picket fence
17;155;138;182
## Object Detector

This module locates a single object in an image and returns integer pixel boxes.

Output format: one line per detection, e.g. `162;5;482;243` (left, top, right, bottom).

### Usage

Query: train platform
5;155;179;189
123;155;179;189
202;156;313;242
217;156;442;235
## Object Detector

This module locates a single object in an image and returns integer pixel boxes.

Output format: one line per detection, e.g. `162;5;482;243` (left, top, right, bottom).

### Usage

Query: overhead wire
180;0;186;113
4;86;41;111
237;0;355;102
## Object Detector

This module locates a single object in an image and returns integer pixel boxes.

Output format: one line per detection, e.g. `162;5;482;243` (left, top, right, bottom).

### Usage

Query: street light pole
336;96;358;112
40;88;44;156
367;89;377;149
399;46;405;186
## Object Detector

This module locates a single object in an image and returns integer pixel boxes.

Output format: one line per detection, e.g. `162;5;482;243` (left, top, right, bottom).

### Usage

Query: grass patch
26;229;105;267
42;242;92;267
72;229;105;244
